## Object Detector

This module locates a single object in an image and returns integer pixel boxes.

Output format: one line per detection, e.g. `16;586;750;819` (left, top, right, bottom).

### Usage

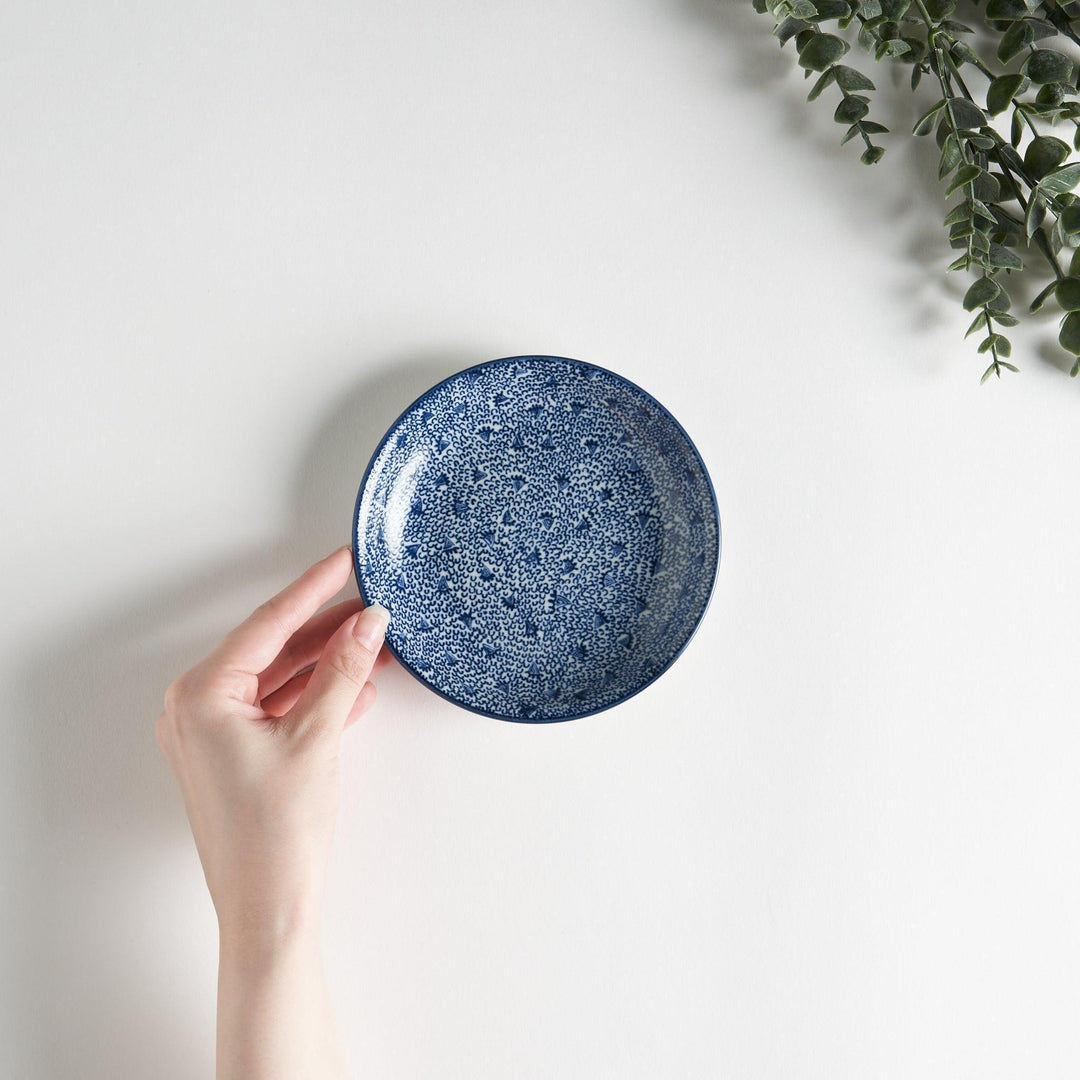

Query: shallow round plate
352;355;720;722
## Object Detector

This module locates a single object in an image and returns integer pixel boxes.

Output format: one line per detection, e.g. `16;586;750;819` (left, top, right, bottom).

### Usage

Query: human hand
155;545;390;944
156;546;389;1077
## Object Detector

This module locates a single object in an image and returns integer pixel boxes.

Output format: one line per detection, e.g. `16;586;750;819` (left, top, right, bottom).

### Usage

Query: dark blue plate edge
350;354;723;724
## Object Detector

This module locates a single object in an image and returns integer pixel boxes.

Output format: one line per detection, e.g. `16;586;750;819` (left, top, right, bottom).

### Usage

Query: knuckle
327;644;373;688
165;666;207;707
164;665;215;717
163;674;189;713
256;598;293;642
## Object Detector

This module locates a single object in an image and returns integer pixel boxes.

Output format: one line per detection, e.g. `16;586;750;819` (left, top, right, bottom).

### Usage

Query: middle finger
256;595;366;699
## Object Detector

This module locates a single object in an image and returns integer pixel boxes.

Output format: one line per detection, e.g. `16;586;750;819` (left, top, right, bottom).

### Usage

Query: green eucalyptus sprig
754;0;1080;381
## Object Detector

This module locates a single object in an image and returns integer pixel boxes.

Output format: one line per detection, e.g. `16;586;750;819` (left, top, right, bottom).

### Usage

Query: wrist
217;896;324;966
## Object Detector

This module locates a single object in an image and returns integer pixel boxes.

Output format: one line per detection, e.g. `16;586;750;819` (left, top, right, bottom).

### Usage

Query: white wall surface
3;2;1080;1077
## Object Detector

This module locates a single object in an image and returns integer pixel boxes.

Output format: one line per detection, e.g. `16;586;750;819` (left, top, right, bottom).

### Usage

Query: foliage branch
754;0;1080;381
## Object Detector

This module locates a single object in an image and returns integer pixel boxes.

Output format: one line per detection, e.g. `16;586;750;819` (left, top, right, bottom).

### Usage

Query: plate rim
351;354;722;723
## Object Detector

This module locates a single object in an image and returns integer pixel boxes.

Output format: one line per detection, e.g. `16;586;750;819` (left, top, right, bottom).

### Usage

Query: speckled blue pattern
352;356;720;722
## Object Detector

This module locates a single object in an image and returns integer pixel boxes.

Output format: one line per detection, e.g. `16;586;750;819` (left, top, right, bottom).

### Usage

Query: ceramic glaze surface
353;356;720;721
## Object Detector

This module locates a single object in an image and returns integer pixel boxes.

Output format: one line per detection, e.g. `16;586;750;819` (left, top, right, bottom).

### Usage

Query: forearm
216;920;347;1080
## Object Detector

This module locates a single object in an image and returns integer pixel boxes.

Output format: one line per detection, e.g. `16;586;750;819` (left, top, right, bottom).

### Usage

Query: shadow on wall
682;0;1077;375
10;348;470;1079
681;0;952;305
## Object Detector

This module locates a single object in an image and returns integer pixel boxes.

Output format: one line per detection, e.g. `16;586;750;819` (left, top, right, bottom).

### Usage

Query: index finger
207;546;356;676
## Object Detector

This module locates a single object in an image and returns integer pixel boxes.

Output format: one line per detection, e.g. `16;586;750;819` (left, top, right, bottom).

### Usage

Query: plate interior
354;356;719;721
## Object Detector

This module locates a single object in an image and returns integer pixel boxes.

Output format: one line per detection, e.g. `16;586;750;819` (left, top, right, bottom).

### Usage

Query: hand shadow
9;347;472;1078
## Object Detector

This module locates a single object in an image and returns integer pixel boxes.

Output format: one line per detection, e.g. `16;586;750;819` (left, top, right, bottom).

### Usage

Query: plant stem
840;85;878;154
917;9;980;262
917;0;1068;284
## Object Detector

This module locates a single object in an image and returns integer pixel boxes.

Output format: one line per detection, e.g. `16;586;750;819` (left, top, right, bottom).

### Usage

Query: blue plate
352;355;720;722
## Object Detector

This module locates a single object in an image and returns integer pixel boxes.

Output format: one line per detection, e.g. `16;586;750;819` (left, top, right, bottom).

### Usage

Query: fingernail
353;604;390;650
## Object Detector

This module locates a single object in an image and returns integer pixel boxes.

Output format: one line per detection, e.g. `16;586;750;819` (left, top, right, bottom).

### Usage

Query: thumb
290;604;390;735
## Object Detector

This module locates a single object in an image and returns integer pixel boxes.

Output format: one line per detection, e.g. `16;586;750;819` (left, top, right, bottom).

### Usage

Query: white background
3;2;1080;1077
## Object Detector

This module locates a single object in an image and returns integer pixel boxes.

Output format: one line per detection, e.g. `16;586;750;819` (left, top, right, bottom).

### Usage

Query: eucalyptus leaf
1024;50;1075;86
973;172;1000;202
1056;277;1080;309
964;277;1002;311
879;39;910;59
992;172;1022;204
807;67;838;100
947;98;985;130
1025;193;1046;239
913;99;946;137
901;37;927;64
983;203;1009;230
998;20;1035;64
988;243;1023;270
1029;279;1058;312
798;32;849;71
986;74;1029;116
986;0;1030;18
834;64;875;91
945;163;981;195
1010;107;1025;148
939;135;962;180
806;0;850;18
1036;84;1067;108
1052;217;1066;254
943;202;970;226
879;0;910;18
776;16;813;44
1059;310;1080;353
950;41;981;68
1061;206;1080;235
1039;163;1080;196
1024;136;1071;179
965;311;988;337
835;95;870;123
977;334;1010;355
923;0;956;18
